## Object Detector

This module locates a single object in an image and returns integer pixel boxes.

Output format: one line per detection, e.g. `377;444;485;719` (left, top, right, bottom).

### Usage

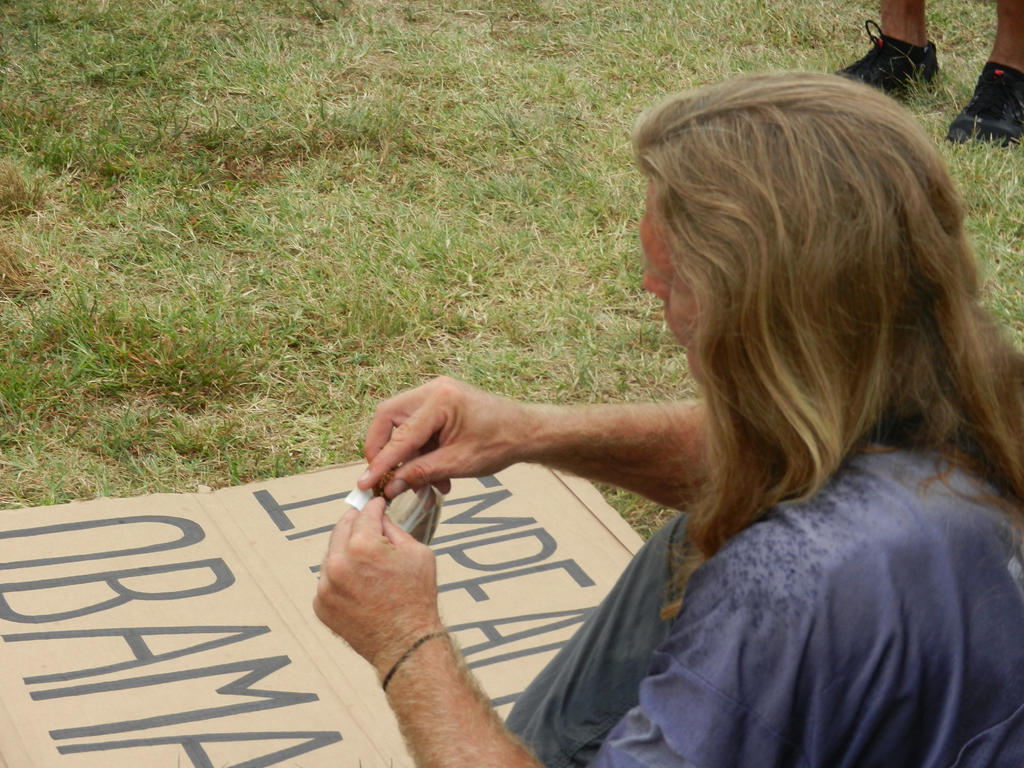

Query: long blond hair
633;73;1024;568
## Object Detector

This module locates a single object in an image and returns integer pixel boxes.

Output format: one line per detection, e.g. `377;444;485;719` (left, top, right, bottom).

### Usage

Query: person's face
640;183;700;356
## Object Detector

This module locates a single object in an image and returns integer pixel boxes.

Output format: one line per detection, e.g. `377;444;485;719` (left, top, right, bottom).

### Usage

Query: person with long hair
313;72;1024;767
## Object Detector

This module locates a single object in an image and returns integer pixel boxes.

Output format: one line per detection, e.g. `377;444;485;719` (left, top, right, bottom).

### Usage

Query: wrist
371;621;447;681
380;629;451;692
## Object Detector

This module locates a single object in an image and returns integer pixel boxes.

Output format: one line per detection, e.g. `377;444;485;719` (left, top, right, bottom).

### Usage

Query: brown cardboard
0;463;642;767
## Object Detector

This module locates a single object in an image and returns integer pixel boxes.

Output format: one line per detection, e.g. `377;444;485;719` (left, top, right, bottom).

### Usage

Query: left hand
313;498;444;676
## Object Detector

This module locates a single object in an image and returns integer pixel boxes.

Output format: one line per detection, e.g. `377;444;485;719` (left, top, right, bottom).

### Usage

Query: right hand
359;377;530;497
314;498;443;676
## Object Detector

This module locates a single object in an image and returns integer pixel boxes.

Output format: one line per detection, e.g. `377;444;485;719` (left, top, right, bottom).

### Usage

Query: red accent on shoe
994;69;1005;77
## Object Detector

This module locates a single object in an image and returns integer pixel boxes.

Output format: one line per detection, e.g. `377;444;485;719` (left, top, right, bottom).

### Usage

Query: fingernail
388;478;409;497
357;470;371;487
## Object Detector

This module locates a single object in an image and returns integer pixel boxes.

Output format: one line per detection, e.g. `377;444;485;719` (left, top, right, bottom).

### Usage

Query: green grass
1;0;1021;536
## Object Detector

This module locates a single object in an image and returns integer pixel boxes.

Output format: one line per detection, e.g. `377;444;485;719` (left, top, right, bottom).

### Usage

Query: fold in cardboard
0;463;642;767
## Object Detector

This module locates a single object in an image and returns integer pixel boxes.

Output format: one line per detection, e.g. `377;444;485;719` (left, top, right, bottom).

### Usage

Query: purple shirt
591;451;1024;767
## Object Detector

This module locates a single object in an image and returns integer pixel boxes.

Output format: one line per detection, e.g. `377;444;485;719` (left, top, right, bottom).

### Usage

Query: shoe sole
947;117;1022;146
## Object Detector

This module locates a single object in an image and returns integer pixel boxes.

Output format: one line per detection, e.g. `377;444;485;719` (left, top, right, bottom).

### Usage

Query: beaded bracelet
381;630;448;692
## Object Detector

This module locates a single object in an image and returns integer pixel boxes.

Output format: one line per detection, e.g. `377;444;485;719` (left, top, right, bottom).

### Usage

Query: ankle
984;61;1024;80
882;34;932;59
879;13;927;48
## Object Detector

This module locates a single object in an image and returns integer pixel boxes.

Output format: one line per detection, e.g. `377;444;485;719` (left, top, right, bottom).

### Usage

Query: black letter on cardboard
57;730;343;768
4;626;270;684
0;559;235;624
44;655;318;739
0;516;205;570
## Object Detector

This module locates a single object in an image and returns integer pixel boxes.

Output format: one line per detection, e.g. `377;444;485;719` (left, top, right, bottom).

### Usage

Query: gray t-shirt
591;450;1024;767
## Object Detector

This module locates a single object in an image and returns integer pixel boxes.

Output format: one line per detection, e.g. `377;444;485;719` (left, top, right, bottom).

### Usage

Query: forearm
315;504;539;766
361;378;708;508
383;634;541;768
516;399;708;508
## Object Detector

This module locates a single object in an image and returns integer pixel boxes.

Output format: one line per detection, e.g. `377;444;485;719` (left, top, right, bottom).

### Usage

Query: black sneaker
946;63;1024;145
839;20;938;94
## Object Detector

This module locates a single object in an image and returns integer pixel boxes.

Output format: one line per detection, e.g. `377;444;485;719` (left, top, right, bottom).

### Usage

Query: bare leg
881;0;928;46
990;0;1024;72
946;0;1024;143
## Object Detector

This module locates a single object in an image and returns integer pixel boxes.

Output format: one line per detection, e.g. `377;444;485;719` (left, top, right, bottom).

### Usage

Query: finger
374;464;451;500
381;514;416;547
360;421;404;490
350;497;388;538
361;422;431;491
363;384;436;462
321;507;358;577
365;411;446;488
384;455;451;497
327;505;359;550
364;409;407;463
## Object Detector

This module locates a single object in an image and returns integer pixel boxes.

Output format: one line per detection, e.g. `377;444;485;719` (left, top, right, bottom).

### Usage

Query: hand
313;498;443;675
359;376;530;498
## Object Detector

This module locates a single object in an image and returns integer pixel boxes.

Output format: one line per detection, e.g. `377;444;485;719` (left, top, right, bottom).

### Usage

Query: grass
0;0;1021;537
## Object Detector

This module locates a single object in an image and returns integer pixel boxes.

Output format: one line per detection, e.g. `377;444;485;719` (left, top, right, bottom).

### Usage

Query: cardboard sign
0;463;642;767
